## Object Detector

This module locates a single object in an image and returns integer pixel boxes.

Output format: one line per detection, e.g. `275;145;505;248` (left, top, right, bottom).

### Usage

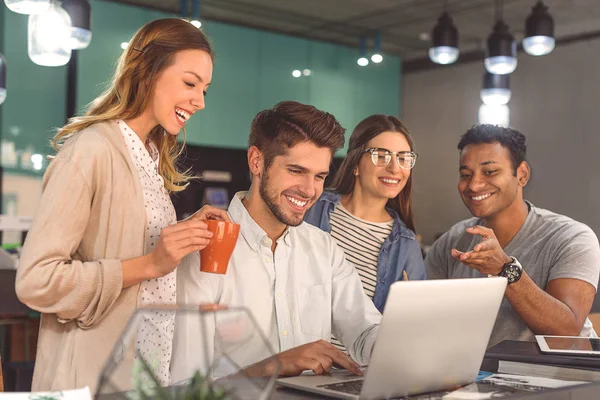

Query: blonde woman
15;18;226;391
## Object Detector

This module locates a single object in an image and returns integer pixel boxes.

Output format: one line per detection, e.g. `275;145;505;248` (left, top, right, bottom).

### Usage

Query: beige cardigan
16;121;147;392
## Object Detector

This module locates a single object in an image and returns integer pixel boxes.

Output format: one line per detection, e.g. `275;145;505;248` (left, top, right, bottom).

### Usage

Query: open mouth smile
285;195;309;211
175;107;191;126
469;193;494;201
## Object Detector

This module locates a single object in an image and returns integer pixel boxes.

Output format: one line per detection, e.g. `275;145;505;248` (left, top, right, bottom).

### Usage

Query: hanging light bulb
371;31;383;63
523;1;555;56
357;36;369;67
190;0;201;28
480;71;511;105
485;1;517;75
479;104;510;127
4;0;51;15
61;0;92;50
485;20;517;74
0;53;6;106
28;2;73;66
371;54;383;63
429;10;459;65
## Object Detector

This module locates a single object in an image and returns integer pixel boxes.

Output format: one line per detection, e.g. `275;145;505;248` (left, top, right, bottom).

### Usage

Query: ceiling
107;0;600;63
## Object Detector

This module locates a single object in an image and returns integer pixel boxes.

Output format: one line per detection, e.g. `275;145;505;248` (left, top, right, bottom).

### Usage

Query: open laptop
277;277;507;400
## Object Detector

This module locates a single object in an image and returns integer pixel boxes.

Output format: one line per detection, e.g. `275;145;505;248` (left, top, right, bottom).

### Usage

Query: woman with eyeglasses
305;115;425;322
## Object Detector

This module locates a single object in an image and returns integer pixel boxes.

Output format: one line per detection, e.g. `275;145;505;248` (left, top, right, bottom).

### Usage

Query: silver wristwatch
497;256;523;284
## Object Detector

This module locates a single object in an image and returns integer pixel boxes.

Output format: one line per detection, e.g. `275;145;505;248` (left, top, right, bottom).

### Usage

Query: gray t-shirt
425;202;600;346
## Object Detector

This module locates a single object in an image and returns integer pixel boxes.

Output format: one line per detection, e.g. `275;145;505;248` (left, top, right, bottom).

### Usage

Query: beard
259;170;306;227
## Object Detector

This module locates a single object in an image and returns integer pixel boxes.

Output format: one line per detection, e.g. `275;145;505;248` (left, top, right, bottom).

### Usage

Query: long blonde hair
53;18;214;192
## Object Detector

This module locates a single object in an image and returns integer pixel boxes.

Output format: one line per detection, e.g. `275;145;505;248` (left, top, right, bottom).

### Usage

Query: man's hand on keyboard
274;340;364;377
243;340;364;378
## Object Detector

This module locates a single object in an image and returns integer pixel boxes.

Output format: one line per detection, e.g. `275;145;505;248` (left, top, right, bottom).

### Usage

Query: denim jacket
304;191;426;312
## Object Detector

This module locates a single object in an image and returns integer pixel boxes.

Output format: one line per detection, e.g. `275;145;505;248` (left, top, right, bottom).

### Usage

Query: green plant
132;355;232;400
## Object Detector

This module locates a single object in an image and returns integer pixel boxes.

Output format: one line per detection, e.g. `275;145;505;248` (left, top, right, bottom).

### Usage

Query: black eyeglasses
362;148;418;170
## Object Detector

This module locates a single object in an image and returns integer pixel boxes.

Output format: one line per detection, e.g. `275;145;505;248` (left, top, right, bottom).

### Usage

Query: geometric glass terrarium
96;306;280;400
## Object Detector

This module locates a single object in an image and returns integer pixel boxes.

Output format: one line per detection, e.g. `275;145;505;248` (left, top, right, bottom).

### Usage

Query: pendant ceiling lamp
4;0;51;15
429;2;459;66
28;1;73;66
357;36;369;67
485;0;517;75
61;0;92;50
523;1;555;56
480;71;511;105
0;53;6;106
371;31;383;63
479;103;510;127
190;0;201;28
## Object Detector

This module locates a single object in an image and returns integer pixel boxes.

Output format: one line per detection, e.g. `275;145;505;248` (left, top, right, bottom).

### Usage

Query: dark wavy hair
331;115;416;232
458;124;527;175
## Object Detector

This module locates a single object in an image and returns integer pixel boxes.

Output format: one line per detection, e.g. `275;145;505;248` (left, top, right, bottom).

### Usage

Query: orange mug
200;219;240;274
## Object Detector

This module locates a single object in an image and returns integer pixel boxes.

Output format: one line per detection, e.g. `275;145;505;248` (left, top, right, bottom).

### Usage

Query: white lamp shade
480;88;511;105
484;56;517;75
28;3;72;67
429;46;459;65
69;27;92;49
4;0;51;15
478;104;510;127
522;35;555;56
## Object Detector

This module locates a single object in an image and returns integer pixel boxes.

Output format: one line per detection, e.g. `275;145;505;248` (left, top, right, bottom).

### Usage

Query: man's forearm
505;271;582;335
240;357;274;378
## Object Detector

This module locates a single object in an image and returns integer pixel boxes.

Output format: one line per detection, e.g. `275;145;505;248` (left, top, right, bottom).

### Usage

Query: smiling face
258;141;331;227
458;142;528;219
146;49;213;135
354;131;412;201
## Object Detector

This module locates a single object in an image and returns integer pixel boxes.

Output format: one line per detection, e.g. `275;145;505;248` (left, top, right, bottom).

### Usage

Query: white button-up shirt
171;192;381;382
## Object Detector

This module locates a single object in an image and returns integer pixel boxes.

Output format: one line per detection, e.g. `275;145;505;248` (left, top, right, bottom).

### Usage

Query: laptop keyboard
318;379;364;395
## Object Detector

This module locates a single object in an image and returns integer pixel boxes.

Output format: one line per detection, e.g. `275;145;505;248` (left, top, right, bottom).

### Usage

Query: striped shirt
329;203;393;350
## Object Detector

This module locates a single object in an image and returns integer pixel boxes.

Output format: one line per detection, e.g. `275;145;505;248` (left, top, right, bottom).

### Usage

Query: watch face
504;264;522;283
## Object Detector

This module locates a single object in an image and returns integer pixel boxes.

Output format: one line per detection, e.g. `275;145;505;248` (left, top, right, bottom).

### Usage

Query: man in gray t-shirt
426;125;600;347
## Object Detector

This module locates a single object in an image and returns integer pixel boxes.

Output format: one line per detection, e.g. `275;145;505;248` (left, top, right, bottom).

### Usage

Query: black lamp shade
432;12;458;48
525;1;554;38
61;0;91;31
486;20;516;58
483;71;509;90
